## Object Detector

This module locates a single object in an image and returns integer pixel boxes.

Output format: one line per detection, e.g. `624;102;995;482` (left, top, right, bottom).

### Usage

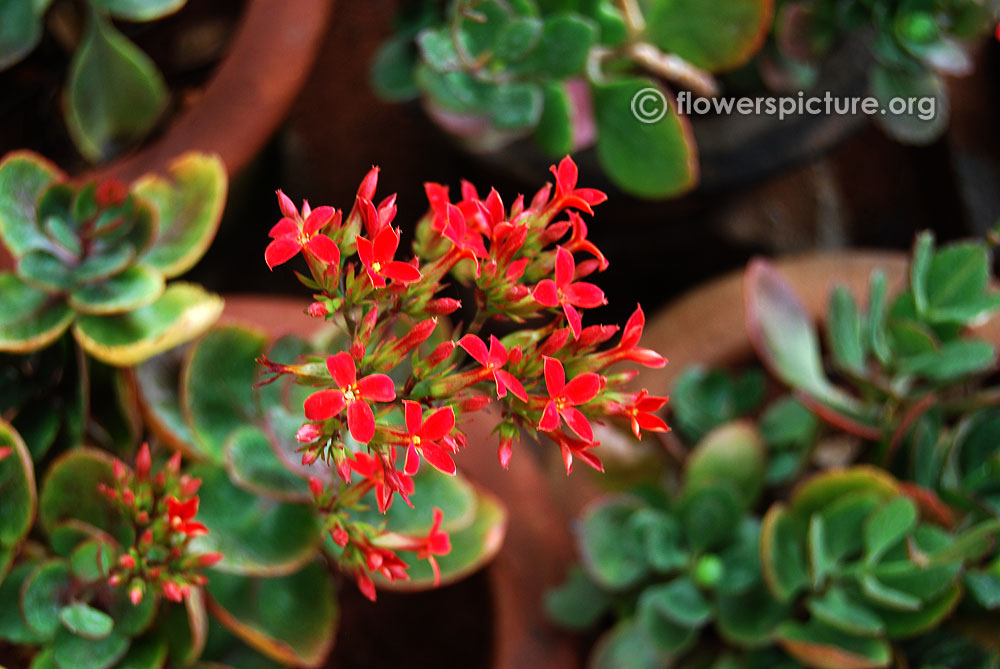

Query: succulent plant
372;0;773;199
2;0;191;162
0;150;226;366
765;0;1000;143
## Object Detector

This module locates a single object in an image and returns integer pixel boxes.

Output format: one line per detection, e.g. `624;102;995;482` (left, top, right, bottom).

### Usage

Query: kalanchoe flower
99;444;219;605
458;334;527;401
350;451;414;513
303;352;396;444
384;508;452;586
621;389;670;439
265;191;341;270
538;357;603;442
356;226;421;287
548;156;608;215
402;401;457;476
533;246;607;339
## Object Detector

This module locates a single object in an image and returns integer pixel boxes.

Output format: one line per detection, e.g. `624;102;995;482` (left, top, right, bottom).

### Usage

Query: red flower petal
303;206;337;235
419;406;455;441
304;389;346;420
421;442;457;476
404;442;420;476
373;226;400;263
268;217;298;239
305;235;340;265
487;335;508;367
565;281;606;308
563;303;583;339
458;334;489;366
554;246;574;288
382;261;422;283
358;374;396;402
563;372;602;405
621;306;645;349
264;238;302;270
347;400;376;444
326;352;357;388
575;188;607;206
636;412;669;433
561;407;594;442
403;400;423;435
538;401;560;432
543;357;565;397
356;234;375;268
495;370;527;402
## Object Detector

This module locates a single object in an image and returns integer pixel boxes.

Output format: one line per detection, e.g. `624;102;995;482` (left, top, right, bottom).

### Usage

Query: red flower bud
308;477;324;498
112;459;127;481
460;395;491;412
331;526;349;547
96;178;128;208
180;476;202;496
198;552;224;567
119;554;136;570
108;575;122;587
122;489;135;507
426;341;455;366
297;423;322;443
140;529;153;545
308;301;328;318
129;585;144;606
148;567;161;579
276;189;298;219
135;444;151;481
508;346;523;366
301;448;319;466
426;298;461;315
498;438;513;470
356;572;377;602
357;166;380;202
137;511;149;524
167;451;182;473
350;342;366;361
162;581;183;603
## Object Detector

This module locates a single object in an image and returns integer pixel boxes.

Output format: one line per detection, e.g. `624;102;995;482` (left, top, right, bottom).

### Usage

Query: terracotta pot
219;296;579;669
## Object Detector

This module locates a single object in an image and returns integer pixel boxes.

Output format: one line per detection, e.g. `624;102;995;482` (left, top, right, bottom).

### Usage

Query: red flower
623;390;669;439
350;451;414;513
166;496;208;537
533;246;606;339
537;357;602;442
413;508;451;586
402;401;457;476
604;306;667;368
356;226;421;287
458;334;527;401
554;433;605;475
265;192;341;270
549;156;607;214
303;352;396;444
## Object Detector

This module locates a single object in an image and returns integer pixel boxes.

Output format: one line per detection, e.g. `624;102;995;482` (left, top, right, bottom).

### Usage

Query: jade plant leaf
0;273;74;352
68;264;166;315
0;561;47;643
205;561;338;668
534;82;574;156
0;0;53;70
0;150;62;257
132;345;199;456
112;635;169;669
921;239;1000;325
827;286;867;374
870;63;948;146
512;14;596;78
38;448;133;545
777;620;892;669
225;426;311;502
678;485;741;553
590;618;665;669
641;576;712;629
188;464;322;576
90;0;186;21
52;624;130;669
642;0;773;72
22;559;73;638
592;77;697;199
133;152;228;278
671;366;766;443
760;504;809;602
545;565;613;630
64;11;168;163
0;420;36;577
58;603;114;640
578;497;648;590
684;421;766;509
73;282;224;366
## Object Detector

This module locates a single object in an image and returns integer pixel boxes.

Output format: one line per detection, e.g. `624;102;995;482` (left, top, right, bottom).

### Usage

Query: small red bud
301;448;319;466
508;346;523;366
308;477;324;498
162;582;183;603
331;526;349;547
180;476;202;496
122;489;135;507
137;511;149;524
498;439;513;470
119;554;136;570
276;190;298;219
366;551;383;571
108;575;122;587
426;341;455;366
167;451;182;473
112;459;127;481
198;552;224;567
460;395;491;412
308;301;328;318
350;342;366;361
426;298;462;315
96;178;128;208
148;567;161;579
154;472;166;487
135;444;151;481
129;585;144;606
357;166;380;202
297;423;322;443
140;529;153;545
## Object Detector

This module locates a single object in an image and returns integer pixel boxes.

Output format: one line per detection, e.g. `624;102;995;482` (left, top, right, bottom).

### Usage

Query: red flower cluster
99;444;221;605
263;156;668;600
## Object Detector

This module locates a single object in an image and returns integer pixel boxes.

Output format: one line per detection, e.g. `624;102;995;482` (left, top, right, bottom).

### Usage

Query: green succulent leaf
69;264;165;315
64;11;168;163
592;78;697;199
18;250;76;293
0;561;47;643
827;286;867;374
642;576;712;629
642;0;771;71
225;426;311;502
188;464;322;576
870;63;948;146
807;587;885;637
922;240;1000;325
112;635;169;669
716;583;790;647
511;14;596;78
534;82;574;156
545;565;612;630
873;583;963;638
965;570;1000;609
495;16;543;60
370;33;420;102
22;559;73;638
678;485;740;553
205;561;338;668
490;82;543;130
777;620;892;669
74;244;136;285
52;624;130;669
73;282;224;366
591;618;666;669
860;573;922;611
578;498;648;590
0;420;35;571
631;508;687;572
0;150;63;256
790;467;899;520
39;448;133;545
133;345;199;456
896;339;997;382
133;152;227;278
761;504;809;602
69;538;114;583
671;366;766;443
58;602;114;640
0;0;53;70
684;421;766;509
863;496;918;563
89;0;186;21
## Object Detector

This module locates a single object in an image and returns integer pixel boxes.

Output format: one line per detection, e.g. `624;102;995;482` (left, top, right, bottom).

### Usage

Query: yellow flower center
343;384;360;402
412;435;422;445
372;261;382;273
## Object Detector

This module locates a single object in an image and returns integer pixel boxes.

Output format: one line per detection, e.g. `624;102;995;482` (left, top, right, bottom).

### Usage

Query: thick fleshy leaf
684;421;766;509
352;467;477;536
378;487;507;590
642;0;772;71
90;0;185;21
870;64;948;146
19;249;76;292
716;582;790;646
73;282;223;366
671;366;766;443
760;504;809;602
22;559;73;638
39;448;133;545
69;264;165;315
0;561;47;643
592;78;697;199
0;0;53;69
545;565;613;630
0;420;35;572
807;587;885;637
789;467;899;520
133;152;227;277
133;345;200;456
590;618;664;669
578;497;647;590
0;150;62;257
827;286;866;374
64;12;168;163
777;621;892;669
183;326;268;462
112;635;169;669
922;240;1000;325
641;576;712;629
862;497;917;562
206;561;337;668
678;485;741;553
52;624;130;669
0;272;73;352
225;426;311;502
59;602;114;640
162;589;207;665
188;464;321;576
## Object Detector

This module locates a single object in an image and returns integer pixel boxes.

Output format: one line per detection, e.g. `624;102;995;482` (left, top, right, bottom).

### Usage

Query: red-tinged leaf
899;482;956;529
325;352;356;388
303;390;345;421
795;392;883;441
264;238;301;270
347;401;376;444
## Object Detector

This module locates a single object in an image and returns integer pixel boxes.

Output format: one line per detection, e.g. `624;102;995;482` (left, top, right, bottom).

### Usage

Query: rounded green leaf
39;448;133;545
90;0;185;21
678;485;740;553
807;587;885;637
592;78;697;199
0;561;47;644
112;635;169;669
64;11;168;163
225;426;310;502
133;345;200;457
206;561;337;668
761;504;809;602
790;467;899;520
74;244;136;285
0;419;36;571
642;0;772;71
73;282;224;366
355;467;477;536
777;620;892;669
685;421;766;508
69;538;114;583
188;464;322;576
641;576;711;629
870;64;948;146
69;264;165;315
133;152;227;278
863;497;917;563
0;0;53;69
52;624;130;669
0;273;74;353
0;150;63;257
591;618;664;669
183;326;268;462
716;583;790;647
22;559;73;638
544;565;612;630
377;486;507;590
59;602;114;640
578;497;648;590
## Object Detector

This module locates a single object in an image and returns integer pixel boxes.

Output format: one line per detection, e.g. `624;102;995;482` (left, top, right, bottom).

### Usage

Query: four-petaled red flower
538;357;603;442
402;401;457;476
356;226;421;288
304;352;396;444
549;156;608;214
166;496;208;537
533;246;606;339
265;191;341;270
415;508;451;586
458;334;527;401
350;451;414;514
624;390;669;439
